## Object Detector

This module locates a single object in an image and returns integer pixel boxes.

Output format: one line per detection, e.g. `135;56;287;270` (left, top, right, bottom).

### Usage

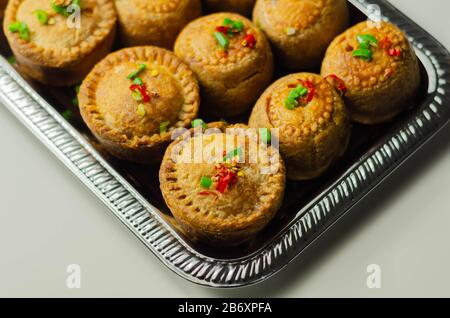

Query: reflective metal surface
0;0;448;287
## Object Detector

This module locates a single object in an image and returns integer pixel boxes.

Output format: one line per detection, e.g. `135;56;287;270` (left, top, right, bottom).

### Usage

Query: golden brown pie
78;46;200;164
253;0;349;70
3;0;117;86
114;0;201;49
159;123;286;246
203;0;256;17
249;73;351;180
321;21;421;124
174;12;273;118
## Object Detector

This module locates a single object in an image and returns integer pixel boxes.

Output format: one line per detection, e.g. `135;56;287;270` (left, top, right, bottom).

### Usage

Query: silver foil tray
0;0;449;287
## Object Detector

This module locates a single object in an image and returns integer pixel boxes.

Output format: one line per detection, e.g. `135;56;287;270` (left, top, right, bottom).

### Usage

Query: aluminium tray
0;0;449;288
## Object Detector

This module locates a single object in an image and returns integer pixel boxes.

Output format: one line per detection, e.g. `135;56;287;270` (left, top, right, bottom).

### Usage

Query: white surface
1;0;450;298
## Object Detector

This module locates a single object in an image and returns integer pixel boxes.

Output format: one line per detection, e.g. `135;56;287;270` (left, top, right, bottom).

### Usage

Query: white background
1;0;450;297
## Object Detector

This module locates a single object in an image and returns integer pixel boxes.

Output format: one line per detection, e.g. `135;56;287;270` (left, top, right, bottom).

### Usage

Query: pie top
175;13;270;71
255;0;337;34
160;124;285;233
321;21;415;94
262;73;346;140
4;0;116;67
79;46;200;149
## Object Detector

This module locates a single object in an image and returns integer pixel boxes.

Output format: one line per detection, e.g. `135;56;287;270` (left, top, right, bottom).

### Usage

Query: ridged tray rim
0;0;449;288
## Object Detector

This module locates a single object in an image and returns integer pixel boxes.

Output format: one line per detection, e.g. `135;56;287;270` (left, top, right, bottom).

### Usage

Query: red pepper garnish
379;37;401;57
325;74;348;95
388;48;401;57
216;171;238;193
129;83;151;103
214;163;238;193
242;34;256;49
379;37;392;50
215;26;230;34
301;80;316;103
199;191;219;198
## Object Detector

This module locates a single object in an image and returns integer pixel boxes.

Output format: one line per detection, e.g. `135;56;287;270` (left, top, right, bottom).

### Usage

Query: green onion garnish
7;56;16;65
353;34;378;62
223;18;233;26
357;34;378;47
233;20;244;32
127;63;147;79
133;77;143;85
358;41;371;50
259;128;271;144
191;118;207;130
224;147;242;162
34;10;49;25
285;98;298;110
200;176;213;189
9;22;21;32
288;89;299;100
62;109;73;121
285;84;308;110
131;89;143;101
223;18;244;33
214;31;229;49
72;85;80;106
9;22;30;41
51;2;70;16
352;48;373;61
160;121;170;134
72;0;82;8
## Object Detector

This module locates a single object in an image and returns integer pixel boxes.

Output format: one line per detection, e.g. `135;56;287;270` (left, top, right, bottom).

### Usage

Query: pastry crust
3;0;117;86
203;0;256;17
249;73;351;180
253;0;348;70
78;46;200;164
174;12;273;117
159;123;286;246
114;0;201;49
321;21;420;124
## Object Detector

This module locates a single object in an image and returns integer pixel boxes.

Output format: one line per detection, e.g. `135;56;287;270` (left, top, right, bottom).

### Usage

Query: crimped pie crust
114;0;201;48
4;0;117;68
79;46;200;164
249;73;351;180
159;123;286;245
174;12;273;117
321;21;420;124
253;0;348;70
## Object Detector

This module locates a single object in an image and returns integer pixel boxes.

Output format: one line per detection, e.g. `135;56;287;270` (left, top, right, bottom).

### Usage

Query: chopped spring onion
200;176;213;189
191;118;207;130
214;31;229;49
34;10;49;25
127;64;147;79
160;121;170;133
